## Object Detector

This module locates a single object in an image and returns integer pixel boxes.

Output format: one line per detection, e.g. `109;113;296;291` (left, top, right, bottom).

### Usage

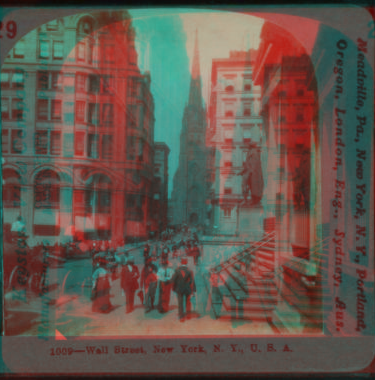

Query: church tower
171;31;208;225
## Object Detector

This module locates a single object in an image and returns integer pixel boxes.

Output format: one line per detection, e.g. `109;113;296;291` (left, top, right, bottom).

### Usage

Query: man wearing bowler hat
171;256;196;322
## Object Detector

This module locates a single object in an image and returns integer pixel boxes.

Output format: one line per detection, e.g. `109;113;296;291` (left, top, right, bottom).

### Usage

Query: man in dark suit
120;255;140;313
171;256;196;322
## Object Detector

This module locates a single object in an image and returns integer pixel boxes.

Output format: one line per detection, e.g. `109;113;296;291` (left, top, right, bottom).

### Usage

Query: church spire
188;29;203;107
191;29;200;80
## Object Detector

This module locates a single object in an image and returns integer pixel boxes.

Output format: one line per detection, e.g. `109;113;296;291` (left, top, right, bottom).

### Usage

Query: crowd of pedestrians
90;228;202;322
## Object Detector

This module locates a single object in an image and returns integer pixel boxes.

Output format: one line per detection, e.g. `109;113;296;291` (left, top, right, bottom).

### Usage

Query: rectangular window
51;72;62;90
243;103;251;117
102;104;113;125
51;100;62;121
53;41;63;60
102;135;113;160
76;101;85;122
88;134;99;158
128;77;138;97
224;188;232;195
243;129;251;143
12;70;24;88
76;73;86;92
1;98;9;120
127;136;137;160
77;42;85;61
296;106;304;122
37;71;49;89
89;74;100;93
12;98;23;120
88;43;93;64
14;40;25;58
244;83;252;92
102;76;113;94
35;130;48;155
224;130;233;143
1;71;10;89
75;131;85;156
137;139;144;162
104;45;115;63
224;103;234;117
2;129;9;154
50;131;61;155
39;40;50;59
296;113;304;122
37;99;48;121
63;133;74;157
88;103;99;125
126;193;143;221
127;104;137;128
98;190;111;213
11;129;26;154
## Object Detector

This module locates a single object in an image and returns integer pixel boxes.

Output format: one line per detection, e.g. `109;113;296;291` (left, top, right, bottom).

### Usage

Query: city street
4;239;276;337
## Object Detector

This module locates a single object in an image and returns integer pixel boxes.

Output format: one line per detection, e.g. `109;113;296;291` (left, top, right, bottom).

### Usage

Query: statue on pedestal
237;143;264;206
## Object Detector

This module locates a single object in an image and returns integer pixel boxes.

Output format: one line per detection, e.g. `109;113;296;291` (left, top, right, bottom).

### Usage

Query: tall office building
1;11;157;245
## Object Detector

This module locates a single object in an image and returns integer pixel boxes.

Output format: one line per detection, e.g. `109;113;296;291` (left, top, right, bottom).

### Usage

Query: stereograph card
0;4;374;375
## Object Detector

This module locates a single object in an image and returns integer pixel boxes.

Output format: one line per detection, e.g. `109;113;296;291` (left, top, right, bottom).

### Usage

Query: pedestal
237;203;264;241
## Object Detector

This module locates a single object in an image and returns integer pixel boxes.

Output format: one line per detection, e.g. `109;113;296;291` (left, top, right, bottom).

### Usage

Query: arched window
3;169;21;208
35;170;60;209
77;17;93;36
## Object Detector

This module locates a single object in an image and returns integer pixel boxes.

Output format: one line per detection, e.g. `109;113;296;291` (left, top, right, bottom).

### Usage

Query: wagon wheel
8;265;21;290
59;270;72;296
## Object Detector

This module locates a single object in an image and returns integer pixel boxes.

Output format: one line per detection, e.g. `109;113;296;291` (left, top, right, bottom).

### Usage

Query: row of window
1;70;25;89
223;84;252;92
222;101;258;118
1;97;115;126
1;70;147;102
4;185;150;224
277;89;305;97
7;36;135;67
278;113;306;123
2;129;113;159
2;129;150;163
1;98;150;133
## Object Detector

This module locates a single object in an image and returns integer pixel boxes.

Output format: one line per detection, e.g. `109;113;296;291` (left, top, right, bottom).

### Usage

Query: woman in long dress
92;260;113;313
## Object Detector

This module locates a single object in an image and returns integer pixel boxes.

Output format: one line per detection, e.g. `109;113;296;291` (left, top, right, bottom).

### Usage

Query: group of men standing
92;246;197;322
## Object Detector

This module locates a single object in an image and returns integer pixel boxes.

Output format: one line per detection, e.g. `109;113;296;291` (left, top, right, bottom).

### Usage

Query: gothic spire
188;29;203;107
191;29;200;80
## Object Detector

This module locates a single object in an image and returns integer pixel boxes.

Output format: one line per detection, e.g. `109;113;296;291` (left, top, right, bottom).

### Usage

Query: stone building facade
207;49;264;235
1;10;157;245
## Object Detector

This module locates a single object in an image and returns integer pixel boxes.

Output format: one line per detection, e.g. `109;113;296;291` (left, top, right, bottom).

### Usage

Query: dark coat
121;264;140;292
172;265;196;296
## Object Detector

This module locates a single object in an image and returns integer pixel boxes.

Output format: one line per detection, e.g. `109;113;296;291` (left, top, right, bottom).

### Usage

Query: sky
129;9;264;197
